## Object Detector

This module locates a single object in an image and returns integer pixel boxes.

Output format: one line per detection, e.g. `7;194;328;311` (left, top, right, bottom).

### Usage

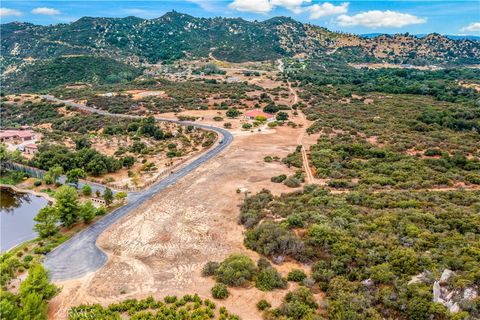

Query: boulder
440;269;454;284
433;281;442;303
361;278;374;287
463;287;478;301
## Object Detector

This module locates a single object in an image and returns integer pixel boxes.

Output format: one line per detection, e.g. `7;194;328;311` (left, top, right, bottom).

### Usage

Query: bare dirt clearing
48;124;316;319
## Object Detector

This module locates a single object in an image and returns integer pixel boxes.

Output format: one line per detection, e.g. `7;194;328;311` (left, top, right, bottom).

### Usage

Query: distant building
23;143;38;155
0;130;35;143
244;110;275;122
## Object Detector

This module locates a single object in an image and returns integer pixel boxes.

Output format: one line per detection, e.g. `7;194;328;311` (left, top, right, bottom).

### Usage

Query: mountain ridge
1;10;479;69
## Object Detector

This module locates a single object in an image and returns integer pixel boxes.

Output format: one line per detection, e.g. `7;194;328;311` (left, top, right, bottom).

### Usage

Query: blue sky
1;1;479;35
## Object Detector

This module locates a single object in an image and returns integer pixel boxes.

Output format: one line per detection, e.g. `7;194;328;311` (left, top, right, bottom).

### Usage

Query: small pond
1;187;48;252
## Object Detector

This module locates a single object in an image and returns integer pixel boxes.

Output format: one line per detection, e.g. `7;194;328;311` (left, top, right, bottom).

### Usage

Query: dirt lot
48;122;321;319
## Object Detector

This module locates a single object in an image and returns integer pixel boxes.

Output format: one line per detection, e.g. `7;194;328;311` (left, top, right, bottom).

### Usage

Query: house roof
24;143;38;149
245;109;274;119
0;130;34;139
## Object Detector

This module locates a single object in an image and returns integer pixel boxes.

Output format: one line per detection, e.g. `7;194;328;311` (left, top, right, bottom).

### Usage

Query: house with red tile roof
244;110;274;121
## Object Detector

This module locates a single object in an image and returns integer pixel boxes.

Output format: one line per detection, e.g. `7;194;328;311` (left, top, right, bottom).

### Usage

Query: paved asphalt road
42;95;233;280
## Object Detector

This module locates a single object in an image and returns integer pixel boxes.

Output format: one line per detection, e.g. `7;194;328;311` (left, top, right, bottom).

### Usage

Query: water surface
0;188;48;252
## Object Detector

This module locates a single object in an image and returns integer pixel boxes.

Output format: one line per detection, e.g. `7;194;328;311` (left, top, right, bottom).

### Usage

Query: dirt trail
48;125;312;320
286;80;314;184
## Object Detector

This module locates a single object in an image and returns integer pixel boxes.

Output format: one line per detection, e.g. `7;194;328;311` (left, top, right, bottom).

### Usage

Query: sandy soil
48;124;318;319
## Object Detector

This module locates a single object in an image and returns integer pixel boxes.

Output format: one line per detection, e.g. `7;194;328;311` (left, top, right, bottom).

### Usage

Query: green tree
263;104;279;114
103;188;114;206
86;156;108;176
115;191;127;203
226;108;240;118
79;201;96;224
19;293;48;320
276;111;289;121
0;291;20;320
122;156;135;169
82;184;92;196
18;264;57;320
54;185;80;227
43;173;54;185
48;165;63;184
66;168;85;188
0;144;22;173
20;264;57;301
33;206;59;238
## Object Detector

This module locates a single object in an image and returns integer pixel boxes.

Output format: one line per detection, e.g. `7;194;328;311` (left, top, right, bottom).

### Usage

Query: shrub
271;174;287;183
257;299;272;311
245;222;305;260
257;257;272;270
465;173;480;185
224;122;232;128
286;214;304;228
287;269;307;282
264;156;273;163
264;104;279;114
424;149;443;157
255;267;287;291
43;174;53;185
280;287;318;319
82;184;92;196
215;254;257;287
276;112;289;121
211;283;229;299
284;177;301;188
33;180;42;187
328;179;353;189
213;116;223;121
242;123;252;130
164;295;177;303
202;261;220;277
226;108;240;118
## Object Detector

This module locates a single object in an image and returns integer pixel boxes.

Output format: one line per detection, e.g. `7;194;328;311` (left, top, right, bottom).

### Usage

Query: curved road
42;95;233;280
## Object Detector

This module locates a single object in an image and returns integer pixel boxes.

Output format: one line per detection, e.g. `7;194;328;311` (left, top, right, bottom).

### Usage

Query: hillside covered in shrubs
239;187;480;319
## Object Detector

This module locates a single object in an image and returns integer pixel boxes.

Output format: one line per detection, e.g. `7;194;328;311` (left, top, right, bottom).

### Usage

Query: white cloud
31;7;61;15
229;0;349;17
307;2;348;19
337;10;426;28
460;22;480;33
229;0;274;13
271;0;311;13
0;8;22;17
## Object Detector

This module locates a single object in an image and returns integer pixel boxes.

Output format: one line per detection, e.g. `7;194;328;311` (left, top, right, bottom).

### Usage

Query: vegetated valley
0;10;479;320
